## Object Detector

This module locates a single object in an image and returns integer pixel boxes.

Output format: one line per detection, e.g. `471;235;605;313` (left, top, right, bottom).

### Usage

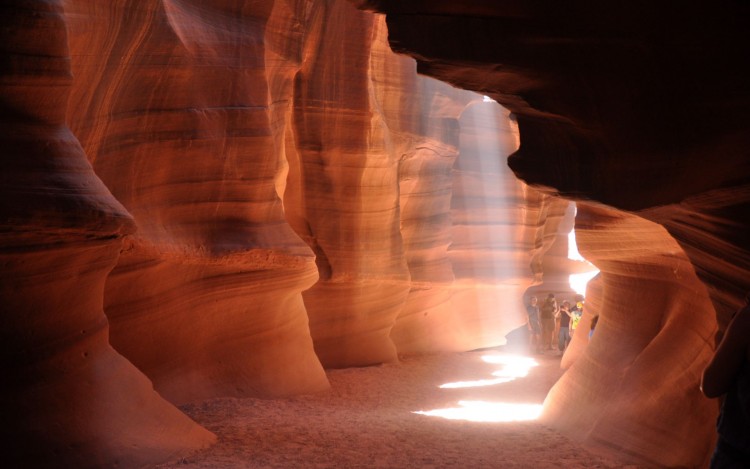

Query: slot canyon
2;0;748;467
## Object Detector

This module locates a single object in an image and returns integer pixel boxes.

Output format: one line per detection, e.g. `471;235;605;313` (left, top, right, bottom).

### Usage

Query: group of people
519;288;750;466
525;293;593;354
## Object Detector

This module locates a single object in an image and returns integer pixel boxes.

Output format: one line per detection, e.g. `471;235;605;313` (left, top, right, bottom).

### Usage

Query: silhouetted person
702;293;750;468
557;300;572;353
540;293;558;350
526;296;542;353
570;297;583;336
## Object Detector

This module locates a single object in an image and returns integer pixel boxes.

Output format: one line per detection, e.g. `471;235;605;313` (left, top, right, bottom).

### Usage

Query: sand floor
156;348;645;468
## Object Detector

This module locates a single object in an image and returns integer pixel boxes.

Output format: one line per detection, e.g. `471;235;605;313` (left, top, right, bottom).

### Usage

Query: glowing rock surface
357;1;750;466
2;0;563;466
5;0;744;467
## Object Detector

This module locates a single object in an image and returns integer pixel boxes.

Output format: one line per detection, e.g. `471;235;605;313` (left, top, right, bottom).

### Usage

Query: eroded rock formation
356;0;750;319
5;0;742;467
356;1;750;466
64;0;329;405
551;204;718;468
0;2;214;467
289;2;414;367
3;0;566;467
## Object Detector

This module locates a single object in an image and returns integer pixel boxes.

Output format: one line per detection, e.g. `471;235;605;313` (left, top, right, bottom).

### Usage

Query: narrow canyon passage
156;348;645;468
5;1;747;467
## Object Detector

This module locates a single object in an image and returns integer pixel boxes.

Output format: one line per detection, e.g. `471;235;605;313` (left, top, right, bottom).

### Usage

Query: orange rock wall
290;2;412;367
285;3;566;365
2;0;569;466
64;0;329;403
444;103;570;351
1;1;214;467
356;1;750;467
549;204;717;467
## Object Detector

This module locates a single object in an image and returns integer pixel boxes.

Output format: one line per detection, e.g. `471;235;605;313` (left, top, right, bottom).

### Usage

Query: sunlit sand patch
417;354;542;422
414;400;543;422
439;354;538;389
482;354;538;376
439;377;514;389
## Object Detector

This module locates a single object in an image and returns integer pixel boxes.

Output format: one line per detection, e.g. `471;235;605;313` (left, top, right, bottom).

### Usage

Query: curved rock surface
355;1;750;466
357;0;750;314
64;0;329;402
289;3;565;366
3;0;709;467
0;1;214;467
549;204;718;467
289;2;411;367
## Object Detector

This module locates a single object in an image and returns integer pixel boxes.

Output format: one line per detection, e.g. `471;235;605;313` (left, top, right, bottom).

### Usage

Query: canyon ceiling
2;0;748;468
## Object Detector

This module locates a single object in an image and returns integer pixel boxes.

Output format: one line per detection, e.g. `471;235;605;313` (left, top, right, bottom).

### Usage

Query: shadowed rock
354;1;750;466
1;1;214;467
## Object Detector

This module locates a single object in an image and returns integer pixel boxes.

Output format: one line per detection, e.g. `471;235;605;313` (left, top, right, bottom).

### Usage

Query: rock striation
286;3;565;366
1;1;214;467
3;0;566;466
550;204;718;468
1;0;670;467
356;1;750;466
64;0;329;403
289;2;413;367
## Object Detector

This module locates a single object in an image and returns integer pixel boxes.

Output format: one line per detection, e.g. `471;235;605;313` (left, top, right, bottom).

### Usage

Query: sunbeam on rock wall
1;1;647;467
361;3;750;464
447;102;531;348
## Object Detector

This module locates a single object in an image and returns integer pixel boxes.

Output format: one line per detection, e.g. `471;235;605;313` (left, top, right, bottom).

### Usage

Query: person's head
530;296;538;306
562;300;570;309
547;293;555;299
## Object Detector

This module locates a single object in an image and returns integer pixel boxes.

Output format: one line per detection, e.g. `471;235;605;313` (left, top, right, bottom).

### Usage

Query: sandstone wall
549;204;717;468
0;1;214;467
285;2;567;365
357;0;750;321
64;0;329;404
444;103;570;351
355;1;750;466
2;0;572;466
289;1;413;367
